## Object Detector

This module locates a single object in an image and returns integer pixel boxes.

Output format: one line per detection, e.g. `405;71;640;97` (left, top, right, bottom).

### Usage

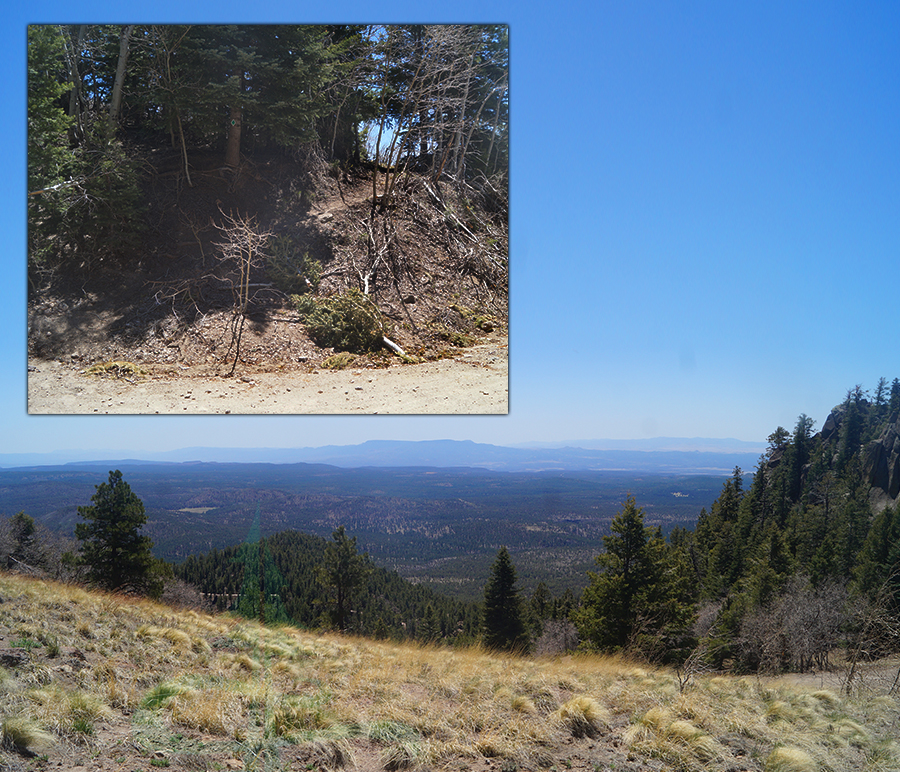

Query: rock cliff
863;412;900;511
817;400;900;511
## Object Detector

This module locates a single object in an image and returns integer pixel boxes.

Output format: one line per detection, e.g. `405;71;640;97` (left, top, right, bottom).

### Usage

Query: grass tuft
765;745;817;772
551;696;610;738
168;687;245;738
810;689;842;710
297;737;354;769
141;682;191;710
381;739;422;770
0;716;55;755
367;720;419;744
766;699;798;723
26;685;111;737
269;693;335;737
665;719;721;761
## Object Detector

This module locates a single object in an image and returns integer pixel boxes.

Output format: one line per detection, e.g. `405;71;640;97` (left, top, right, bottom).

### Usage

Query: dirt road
27;339;508;415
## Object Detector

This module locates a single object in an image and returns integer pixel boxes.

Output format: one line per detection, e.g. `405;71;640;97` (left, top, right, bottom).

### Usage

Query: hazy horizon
0;435;769;472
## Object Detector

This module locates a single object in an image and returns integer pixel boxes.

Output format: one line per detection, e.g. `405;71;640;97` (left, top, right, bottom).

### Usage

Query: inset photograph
27;24;508;414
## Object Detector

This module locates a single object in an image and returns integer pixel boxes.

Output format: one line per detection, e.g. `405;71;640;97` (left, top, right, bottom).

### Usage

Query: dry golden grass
765;745;818;772
1;571;899;772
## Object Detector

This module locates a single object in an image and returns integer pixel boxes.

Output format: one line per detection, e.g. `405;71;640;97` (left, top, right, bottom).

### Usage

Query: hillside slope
1;573;899;772
28;149;508;380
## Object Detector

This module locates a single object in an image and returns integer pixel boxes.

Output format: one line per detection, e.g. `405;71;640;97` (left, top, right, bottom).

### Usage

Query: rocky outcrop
820;405;845;442
864;412;900;510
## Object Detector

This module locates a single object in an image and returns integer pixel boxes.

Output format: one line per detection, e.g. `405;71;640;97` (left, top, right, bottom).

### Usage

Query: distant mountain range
0;438;765;474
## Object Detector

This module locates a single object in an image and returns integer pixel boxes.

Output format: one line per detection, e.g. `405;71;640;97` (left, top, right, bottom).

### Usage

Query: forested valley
3;378;900;672
27;24;508;372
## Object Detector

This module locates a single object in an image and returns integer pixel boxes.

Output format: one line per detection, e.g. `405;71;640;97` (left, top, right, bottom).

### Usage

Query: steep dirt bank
28;151;508;416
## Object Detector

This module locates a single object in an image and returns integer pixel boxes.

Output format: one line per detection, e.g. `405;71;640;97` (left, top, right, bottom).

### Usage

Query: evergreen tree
694;468;745;597
853;501;900;606
232;514;289;626
528;580;553;639
744;521;793;608
575;496;694;658
418;603;440;643
786;414;815;503
27;25;76;267
481;546;529;652
873;377;889;423
317;526;370;632
5;512;39;569
837;386;867;472
75;470;159;596
890;379;900;417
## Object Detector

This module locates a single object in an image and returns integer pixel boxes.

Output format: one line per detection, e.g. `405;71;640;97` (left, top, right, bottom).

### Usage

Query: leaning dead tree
356;25;508;314
212;207;272;375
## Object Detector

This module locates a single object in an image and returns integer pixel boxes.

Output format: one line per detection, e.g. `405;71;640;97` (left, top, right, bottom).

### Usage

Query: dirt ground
27;334;508;415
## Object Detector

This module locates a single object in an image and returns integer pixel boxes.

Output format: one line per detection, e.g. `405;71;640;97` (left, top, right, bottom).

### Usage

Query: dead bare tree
342;26;507;321
211;207;272;375
844;569;900;696
737;576;851;675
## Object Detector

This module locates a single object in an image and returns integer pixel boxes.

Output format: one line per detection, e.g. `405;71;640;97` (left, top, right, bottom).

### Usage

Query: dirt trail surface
27;336;508;415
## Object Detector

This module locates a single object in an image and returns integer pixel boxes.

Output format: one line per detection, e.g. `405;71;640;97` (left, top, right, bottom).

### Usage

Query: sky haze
5;2;898;458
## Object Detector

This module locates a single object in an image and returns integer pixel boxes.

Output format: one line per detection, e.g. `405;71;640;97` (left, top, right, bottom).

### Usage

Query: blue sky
4;2;899;457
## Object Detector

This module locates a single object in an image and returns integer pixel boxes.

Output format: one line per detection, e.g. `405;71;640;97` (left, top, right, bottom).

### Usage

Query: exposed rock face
805;401;899;510
820;405;845;442
864;412;900;510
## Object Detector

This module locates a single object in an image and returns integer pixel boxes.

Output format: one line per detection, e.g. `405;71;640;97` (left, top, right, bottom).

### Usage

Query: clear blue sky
3;2;898;457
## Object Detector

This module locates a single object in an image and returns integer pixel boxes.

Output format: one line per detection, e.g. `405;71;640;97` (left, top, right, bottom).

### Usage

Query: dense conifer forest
672;378;900;672
173;528;483;644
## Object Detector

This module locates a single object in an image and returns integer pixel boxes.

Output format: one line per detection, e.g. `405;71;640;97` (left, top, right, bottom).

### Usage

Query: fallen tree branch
382;335;419;363
382;336;407;357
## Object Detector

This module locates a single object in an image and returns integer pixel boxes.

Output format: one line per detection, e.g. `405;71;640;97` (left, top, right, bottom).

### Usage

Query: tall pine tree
575;496;694;658
75;470;159;596
317;526;370;632
482;546;529;652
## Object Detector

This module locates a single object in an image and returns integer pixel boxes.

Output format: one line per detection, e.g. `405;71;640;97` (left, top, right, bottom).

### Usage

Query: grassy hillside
1;573;899;771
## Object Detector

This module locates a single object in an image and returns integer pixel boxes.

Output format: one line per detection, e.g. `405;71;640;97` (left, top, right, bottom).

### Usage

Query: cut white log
382;336;407;357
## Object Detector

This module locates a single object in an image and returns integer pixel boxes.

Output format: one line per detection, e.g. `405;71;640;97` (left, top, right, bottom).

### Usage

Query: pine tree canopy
575;495;694;659
482;546;529;652
75;470;157;595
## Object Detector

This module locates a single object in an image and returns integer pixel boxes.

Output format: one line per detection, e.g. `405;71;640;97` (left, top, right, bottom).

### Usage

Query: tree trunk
225;104;242;168
108;25;134;128
64;25;87;144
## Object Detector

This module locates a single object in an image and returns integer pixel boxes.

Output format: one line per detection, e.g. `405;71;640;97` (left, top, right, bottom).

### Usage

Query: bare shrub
534;619;579;656
738;576;850;673
211;207;272;375
160;578;210;611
